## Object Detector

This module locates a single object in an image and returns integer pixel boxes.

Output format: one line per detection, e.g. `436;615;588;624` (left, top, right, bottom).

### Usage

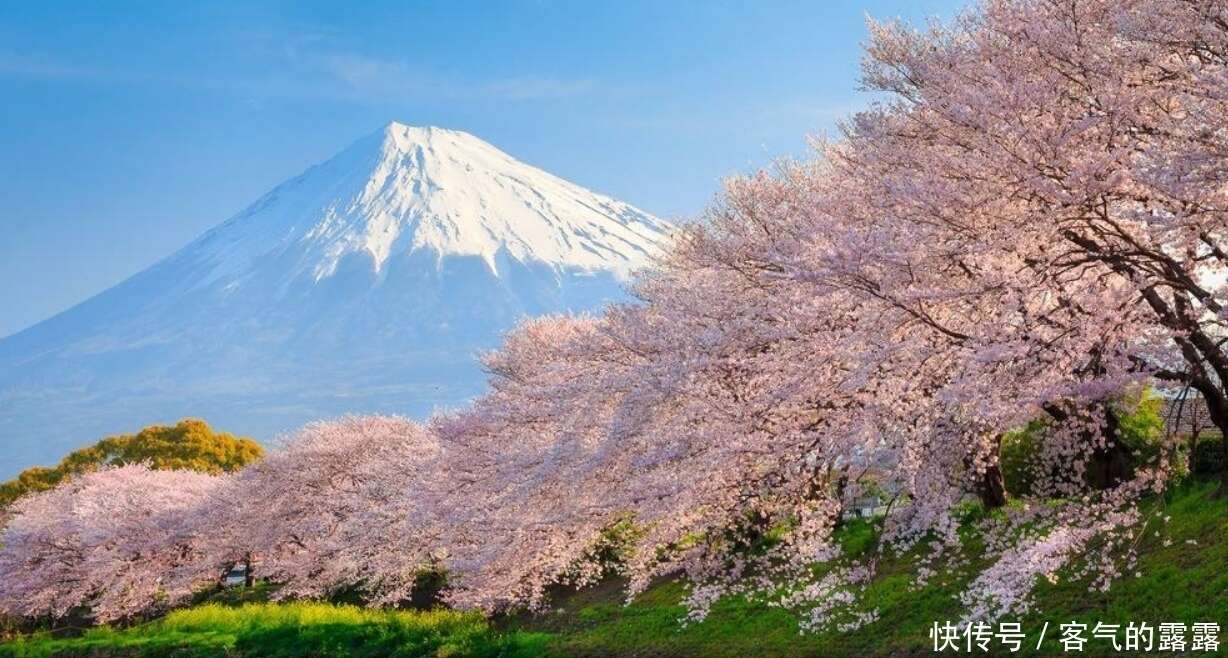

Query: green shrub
1001;419;1045;497
1114;388;1165;458
1191;435;1224;476
0;603;549;658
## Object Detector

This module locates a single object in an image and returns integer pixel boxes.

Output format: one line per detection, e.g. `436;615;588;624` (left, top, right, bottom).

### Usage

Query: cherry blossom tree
0;465;223;623
846;0;1228;492
198;416;443;605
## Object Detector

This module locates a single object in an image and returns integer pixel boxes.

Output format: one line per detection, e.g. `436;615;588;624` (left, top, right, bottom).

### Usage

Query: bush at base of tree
1001;389;1165;497
1192;436;1225;477
0;419;262;508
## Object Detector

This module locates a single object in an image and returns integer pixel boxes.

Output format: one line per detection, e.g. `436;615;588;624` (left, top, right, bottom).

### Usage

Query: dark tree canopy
0;419;262;508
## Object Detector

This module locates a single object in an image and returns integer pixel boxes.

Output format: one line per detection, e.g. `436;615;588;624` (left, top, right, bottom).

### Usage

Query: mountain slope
0;122;669;477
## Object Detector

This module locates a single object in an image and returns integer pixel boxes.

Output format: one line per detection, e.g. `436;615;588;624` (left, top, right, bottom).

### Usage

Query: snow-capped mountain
0;122;669;477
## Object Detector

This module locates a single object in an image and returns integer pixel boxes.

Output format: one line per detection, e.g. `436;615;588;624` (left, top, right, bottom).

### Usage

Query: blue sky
0;0;966;338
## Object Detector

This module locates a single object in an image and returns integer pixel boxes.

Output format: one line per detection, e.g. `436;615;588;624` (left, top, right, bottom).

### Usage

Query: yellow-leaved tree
0;419;262;508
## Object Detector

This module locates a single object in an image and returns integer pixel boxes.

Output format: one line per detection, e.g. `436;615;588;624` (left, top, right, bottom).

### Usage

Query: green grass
0;603;550;658
502;479;1228;657
3;480;1226;657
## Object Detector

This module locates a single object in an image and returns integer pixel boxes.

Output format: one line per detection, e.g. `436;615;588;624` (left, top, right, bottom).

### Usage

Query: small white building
222;563;250;587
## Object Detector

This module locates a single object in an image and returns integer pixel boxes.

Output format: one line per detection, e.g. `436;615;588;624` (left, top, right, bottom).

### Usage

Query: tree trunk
244;553;255;588
1043;401;1129;491
833;466;850;502
1087;406;1129;490
979;461;1009;509
808;464;849;527
1220;440;1228;498
1191;388;1228;498
977;436;1008;509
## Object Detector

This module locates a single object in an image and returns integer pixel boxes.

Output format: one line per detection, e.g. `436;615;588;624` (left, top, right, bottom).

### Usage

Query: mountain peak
204;122;670;284
379;122;468;153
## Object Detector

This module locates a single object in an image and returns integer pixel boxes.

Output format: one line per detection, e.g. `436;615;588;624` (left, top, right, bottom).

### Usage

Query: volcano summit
0;122;669;476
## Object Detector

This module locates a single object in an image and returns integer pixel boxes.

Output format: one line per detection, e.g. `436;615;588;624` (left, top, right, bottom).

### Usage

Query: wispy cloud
484;75;594;101
0;53;122;82
304;50;447;101
0;38;605;107
306;50;597;103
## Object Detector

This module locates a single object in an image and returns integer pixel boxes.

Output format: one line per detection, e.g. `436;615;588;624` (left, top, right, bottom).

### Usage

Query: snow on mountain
0;122;669;477
197;123;663;287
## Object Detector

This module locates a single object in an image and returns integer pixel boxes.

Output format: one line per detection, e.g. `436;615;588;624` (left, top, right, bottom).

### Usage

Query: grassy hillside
507;479;1228;657
3;480;1225;657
